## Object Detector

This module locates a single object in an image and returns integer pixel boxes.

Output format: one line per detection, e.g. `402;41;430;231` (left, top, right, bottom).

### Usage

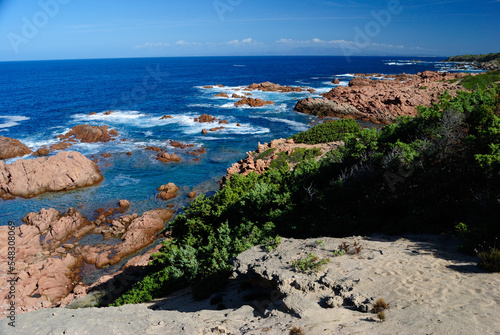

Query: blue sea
0;56;472;225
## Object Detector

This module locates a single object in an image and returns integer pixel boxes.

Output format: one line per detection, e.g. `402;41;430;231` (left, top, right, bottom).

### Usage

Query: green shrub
255;148;276;160
291;254;330;273
292;119;362;144
269;148;321;170
263;235;283;251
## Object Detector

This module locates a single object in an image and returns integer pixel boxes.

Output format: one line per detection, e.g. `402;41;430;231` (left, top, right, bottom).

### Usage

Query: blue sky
0;0;499;61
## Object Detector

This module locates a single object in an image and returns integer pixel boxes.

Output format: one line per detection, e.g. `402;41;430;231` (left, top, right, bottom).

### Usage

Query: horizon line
0;54;449;63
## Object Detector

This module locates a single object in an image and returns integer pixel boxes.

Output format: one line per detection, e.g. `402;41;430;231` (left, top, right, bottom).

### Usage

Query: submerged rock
156;152;182;163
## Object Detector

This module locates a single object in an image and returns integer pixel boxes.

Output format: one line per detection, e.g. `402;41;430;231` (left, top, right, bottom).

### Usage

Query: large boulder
294;98;361;118
0;136;32;160
0;151;103;199
157;183;179;201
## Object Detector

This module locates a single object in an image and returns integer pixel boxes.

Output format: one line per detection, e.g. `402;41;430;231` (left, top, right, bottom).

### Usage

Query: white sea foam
313;87;334;94
21;137;59;149
265;117;309;131
0;115;30;130
321;80;349;87
187;103;216;108
72;110;147;122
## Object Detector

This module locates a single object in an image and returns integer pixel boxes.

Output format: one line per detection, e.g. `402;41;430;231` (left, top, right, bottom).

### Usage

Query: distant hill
445;53;500;70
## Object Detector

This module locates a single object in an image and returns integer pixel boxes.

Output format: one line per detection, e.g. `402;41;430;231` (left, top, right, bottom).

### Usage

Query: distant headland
444;52;500;71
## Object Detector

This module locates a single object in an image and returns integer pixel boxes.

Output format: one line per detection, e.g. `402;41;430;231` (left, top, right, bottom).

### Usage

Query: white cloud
276;38;354;46
225;38;257;46
175;40;204;46
226;37;258;46
133;42;170;49
276;38;295;44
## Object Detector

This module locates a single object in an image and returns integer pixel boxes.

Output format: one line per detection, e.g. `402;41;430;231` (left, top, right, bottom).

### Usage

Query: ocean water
1;55;465;225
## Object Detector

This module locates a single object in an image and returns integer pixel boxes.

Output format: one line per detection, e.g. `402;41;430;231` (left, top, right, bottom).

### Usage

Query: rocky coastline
0;205;173;318
1;70;499;334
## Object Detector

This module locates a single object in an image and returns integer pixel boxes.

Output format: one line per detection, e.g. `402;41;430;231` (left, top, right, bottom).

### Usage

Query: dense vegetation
459;70;500;90
111;84;500;306
292;119;361;144
445;53;500;63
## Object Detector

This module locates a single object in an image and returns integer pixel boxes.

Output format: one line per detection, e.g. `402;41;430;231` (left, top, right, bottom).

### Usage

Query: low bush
477;246;500;272
292;119;362;144
291;254;330;273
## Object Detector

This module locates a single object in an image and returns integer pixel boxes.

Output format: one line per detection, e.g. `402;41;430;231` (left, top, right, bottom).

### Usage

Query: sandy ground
2;234;499;335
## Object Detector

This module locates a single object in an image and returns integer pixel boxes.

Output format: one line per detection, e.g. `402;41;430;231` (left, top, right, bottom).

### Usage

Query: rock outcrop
33;148;50;156
0;136;32;160
214;92;229;98
194;114;218;123
246;81;314;93
295;71;469;123
0;151;103;199
57;124;118;143
225;138;342;179
235;98;274;107
83;209;173;268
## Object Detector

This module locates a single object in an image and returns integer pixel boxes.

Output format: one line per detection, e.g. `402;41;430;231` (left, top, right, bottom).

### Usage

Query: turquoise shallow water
1;55;467;225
